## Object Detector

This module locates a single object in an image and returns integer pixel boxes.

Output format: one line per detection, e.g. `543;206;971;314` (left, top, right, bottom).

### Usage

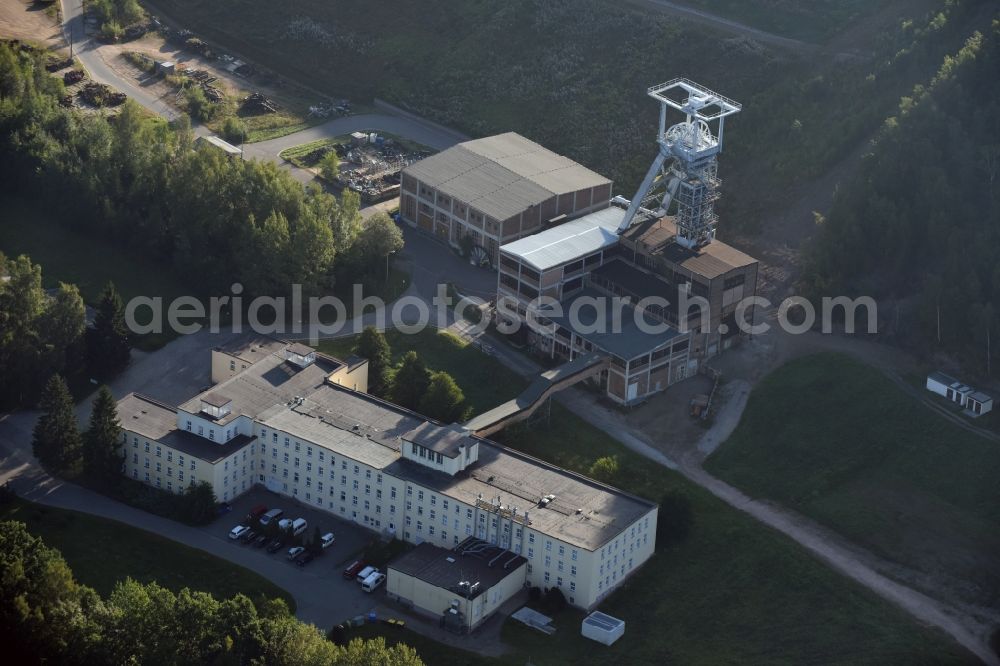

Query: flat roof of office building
389;542;526;599
117;393;255;463
178;352;343;426
252;382;655;551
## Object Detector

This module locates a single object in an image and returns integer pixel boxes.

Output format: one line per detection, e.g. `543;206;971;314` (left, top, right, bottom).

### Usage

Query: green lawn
706;352;1000;609
316;328;524;417
328;335;973;663
279;138;338;168
0;497;295;609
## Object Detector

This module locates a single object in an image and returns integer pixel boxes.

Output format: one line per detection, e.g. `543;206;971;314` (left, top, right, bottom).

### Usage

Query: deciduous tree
418;371;466;422
390;351;430;411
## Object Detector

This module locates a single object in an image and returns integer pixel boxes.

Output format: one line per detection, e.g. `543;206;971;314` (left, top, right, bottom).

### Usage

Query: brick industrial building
401;80;760;406
399;133;612;266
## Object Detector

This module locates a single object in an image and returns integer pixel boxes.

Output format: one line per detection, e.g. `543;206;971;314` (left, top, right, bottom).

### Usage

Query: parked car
265;539;284;554
287;546;305;560
251;534;269;548
229;525;250;540
246;504;268;523
355;565;378;584
277;518;293;532
290;517;308;537
240;529;258;544
259;508;283;526
361;572;386;593
320;533;335;549
343;560;366;580
295;551;315;567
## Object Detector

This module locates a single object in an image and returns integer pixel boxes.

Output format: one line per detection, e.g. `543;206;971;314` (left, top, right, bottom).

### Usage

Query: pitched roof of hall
499;207;626;271
403;132;611;221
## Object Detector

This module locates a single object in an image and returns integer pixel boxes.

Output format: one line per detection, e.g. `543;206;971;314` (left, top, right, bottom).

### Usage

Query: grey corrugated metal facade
400;133;612;265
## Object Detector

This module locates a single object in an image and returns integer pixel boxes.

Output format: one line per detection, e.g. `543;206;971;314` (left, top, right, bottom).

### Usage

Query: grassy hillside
707;353;1000;609
144;0;984;234
1;497;296;609
321;331;973;663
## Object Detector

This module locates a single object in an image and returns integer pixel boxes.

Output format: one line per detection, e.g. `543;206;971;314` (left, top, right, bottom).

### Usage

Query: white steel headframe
617;79;741;248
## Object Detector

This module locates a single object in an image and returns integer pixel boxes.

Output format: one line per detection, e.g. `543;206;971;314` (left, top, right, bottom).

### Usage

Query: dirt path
624;0;817;53
555;366;999;665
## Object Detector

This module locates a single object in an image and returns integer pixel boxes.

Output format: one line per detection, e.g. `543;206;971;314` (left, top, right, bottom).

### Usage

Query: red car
246;504;268;522
342;560;366;580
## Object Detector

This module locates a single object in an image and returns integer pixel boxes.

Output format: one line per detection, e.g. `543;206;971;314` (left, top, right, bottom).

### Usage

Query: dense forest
804;17;1000;378
0;42;395;299
0;520;422;665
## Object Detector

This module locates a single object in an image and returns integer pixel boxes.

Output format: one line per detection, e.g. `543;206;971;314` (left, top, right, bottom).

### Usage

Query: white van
259;508;283;526
290;518;308;537
355;565;378;583
277;518;293;532
361;572;386;593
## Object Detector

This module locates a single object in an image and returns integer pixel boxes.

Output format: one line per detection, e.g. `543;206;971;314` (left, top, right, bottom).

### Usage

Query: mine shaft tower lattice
617;79;741;248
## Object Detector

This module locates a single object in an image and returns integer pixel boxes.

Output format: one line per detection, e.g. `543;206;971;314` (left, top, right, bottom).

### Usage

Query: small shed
156;61;175;76
925;371;956;399
581;611;624;646
197;135;242;158
966;391;993;417
350;131;368;146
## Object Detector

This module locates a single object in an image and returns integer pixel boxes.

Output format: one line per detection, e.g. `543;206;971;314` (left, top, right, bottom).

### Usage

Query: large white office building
118;336;657;612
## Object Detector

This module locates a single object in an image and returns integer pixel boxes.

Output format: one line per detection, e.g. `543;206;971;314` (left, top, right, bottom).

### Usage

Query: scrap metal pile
336;136;429;203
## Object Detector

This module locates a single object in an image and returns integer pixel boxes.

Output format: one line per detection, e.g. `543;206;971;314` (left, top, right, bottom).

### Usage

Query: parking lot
209;487;387;623
219;488;374;577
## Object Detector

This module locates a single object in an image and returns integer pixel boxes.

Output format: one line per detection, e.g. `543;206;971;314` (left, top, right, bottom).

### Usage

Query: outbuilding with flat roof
388;540;527;633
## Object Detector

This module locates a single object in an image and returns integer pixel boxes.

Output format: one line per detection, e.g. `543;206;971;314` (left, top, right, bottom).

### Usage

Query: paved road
245;113;466;185
60;0;189;123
